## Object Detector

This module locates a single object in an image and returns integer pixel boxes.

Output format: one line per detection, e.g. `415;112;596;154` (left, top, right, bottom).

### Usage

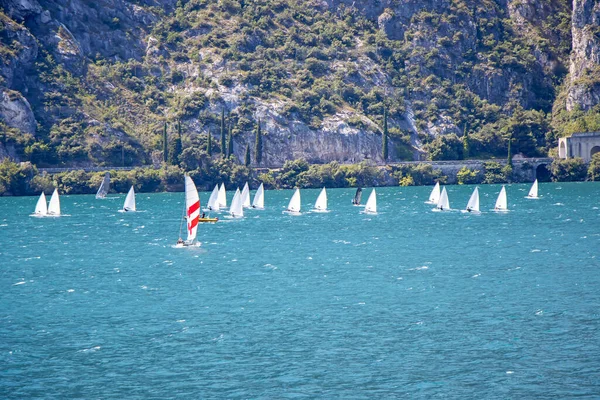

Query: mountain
0;0;598;167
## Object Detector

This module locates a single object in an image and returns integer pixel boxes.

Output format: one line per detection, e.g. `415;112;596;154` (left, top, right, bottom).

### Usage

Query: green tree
162;122;168;163
382;107;388;162
244;144;251;167
456;167;479;184
227;124;234;158
589;153;600;181
463;125;470;159
168;120;183;165
507;135;513;167
207;131;212;156
220;110;226;158
254;119;263;165
550;158;587;182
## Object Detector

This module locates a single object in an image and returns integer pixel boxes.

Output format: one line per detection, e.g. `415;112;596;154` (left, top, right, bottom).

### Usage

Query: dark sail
95;172;110;199
352;187;362;205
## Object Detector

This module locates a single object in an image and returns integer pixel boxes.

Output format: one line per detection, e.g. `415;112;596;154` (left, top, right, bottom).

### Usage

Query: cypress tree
162;122;168;163
227;124;234;158
220;109;226;157
463;124;470;159
244;144;251;167
207;131;212;156
254;119;262;165
507;135;513;167
382;107;388;162
169;120;183;165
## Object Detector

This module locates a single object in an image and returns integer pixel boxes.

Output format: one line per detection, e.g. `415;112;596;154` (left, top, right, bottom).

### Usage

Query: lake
1;182;599;398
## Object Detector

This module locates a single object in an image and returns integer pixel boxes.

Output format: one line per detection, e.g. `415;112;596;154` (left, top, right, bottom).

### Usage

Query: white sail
34;192;47;215
95;172;110;199
185;175;200;243
123;186;136;212
286;188;301;213
426;182;440;204
47;189;61;215
313;187;328;212
218;183;227;208
252;183;264;209
207;184;220;211
241;182;251;208
364;189;377;214
465;187;480;213
436;187;450;211
494;186;508;211
526;179;539;199
229;188;244;218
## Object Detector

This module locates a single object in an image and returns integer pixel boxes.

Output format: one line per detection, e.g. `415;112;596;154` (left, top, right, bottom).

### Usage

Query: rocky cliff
0;0;595;168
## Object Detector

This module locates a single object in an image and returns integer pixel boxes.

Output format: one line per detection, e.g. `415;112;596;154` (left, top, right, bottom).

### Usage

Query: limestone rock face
0;89;37;135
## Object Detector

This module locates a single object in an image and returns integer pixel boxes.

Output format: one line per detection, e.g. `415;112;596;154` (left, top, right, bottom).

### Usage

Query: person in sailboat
177;238;184;245
201;213;206;219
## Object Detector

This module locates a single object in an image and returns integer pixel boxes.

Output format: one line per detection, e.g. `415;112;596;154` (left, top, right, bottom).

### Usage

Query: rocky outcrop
0;89;36;135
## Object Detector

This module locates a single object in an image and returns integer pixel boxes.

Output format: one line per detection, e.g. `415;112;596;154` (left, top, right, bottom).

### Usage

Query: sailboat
218;183;227;208
312;187;328;212
229;188;244;218
47;188;61;216
363;188;377;214
206;184;220;211
463;187;480;214
494;185;508;212
284;188;301;215
122;186;136;212
241;182;251;208
352;187;362;206
433;187;450;211
95;172;110;199
426;182;441;204
32;192;48;216
252;183;265;209
525;179;539;199
176;175;201;247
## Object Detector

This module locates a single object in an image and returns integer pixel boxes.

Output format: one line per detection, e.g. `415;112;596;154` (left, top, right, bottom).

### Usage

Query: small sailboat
284;188;301;215
433;187;450;211
122;186;136;212
252;183;265;209
352;187;362;206
494;185;508;212
463;187;480;214
206;184;220;211
426;182;441;204
33;192;48;216
525;179;539;199
176;175;201;247
95;172;110;199
218;183;227;208
241;182;251;208
363;189;377;214
229;188;244;218
312;187;328;212
47;189;61;216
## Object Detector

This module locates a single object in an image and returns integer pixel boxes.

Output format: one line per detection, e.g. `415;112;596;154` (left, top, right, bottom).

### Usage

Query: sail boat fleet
31;173;541;245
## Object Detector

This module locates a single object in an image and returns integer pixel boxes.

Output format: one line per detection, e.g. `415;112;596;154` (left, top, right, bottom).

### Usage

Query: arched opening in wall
591;146;600;159
559;141;567;158
536;164;551;182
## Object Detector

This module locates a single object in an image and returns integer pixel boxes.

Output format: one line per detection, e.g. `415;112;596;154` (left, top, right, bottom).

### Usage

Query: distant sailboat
352;187;362;206
313;187;328;212
463;187;480;214
434;187;450;211
122;186;136;212
252;183;265;209
229;188;244;218
494;186;508;212
525;179;539;199
33;192;47;216
426;182;441;204
47;189;61;216
284;188;301;214
363;189;377;214
218;183;227;208
177;175;201;247
206;184;220;211
95;172;110;199
241;182;251;208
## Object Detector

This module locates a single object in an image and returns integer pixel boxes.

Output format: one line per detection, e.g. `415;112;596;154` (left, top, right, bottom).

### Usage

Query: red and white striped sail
185;175;200;243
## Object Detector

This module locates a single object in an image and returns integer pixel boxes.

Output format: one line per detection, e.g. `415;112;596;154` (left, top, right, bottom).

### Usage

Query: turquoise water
1;182;600;398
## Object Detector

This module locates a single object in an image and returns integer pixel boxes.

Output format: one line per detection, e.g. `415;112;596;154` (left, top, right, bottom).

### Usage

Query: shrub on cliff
456;167;480;185
588;153;600;181
550;158;587;182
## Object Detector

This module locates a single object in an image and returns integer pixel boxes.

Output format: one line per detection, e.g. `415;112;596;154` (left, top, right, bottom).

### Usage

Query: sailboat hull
199;217;218;223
